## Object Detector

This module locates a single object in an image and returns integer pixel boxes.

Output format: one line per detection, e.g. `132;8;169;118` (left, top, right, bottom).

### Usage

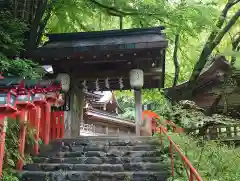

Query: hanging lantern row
0;78;64;114
0;88;18;114
81;77;125;90
16;82;35;111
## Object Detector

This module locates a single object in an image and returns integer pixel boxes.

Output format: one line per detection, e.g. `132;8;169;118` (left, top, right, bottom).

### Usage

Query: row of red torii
0;75;66;176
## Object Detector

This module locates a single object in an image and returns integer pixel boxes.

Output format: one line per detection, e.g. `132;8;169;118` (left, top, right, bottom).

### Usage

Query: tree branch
119;16;123;29
21;0;27;20
36;1;55;45
232;32;240;50
14;0;17;18
185;8;240;98
25;0;48;51
231;32;240;65
172;34;180;87
88;0;166;16
88;0;175;27
213;10;240;46
205;94;223;116
208;0;239;42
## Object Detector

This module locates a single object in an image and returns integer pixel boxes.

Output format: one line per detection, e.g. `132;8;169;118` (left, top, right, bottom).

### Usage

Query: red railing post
56;113;60;139
60;112;64;138
17;111;27;170
183;160;190;179
190;170;194;181
142;111;203;181
50;112;54;141
39;105;45;141
43;103;51;145
33;106;41;155
158;125;203;181
0;116;7;176
159;127;163;145
170;141;174;180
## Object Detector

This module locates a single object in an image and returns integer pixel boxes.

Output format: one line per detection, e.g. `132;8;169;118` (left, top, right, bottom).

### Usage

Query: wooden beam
72;68;162;80
29;42;166;61
78;78;161;91
39;48;161;66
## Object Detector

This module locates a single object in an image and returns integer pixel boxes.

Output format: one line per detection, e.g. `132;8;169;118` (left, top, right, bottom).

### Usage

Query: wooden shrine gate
0;76;65;176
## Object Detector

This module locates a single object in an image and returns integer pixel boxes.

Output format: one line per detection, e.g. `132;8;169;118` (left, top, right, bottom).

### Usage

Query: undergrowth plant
2;118;37;181
161;132;240;181
154;101;239;130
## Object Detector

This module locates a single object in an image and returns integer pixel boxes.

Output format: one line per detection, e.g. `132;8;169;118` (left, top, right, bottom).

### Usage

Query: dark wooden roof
164;56;230;100
85;108;134;127
30;27;166;60
164;56;240;118
84;91;122;113
27;27;168;91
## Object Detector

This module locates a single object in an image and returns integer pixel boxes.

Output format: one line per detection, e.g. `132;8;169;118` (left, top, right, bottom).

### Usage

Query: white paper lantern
56;73;70;92
129;69;144;89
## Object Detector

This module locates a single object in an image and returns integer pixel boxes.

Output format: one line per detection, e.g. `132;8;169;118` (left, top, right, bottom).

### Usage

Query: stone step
19;171;169;181
61;136;156;141
71;145;157;152
49;150;162;158
38;143;158;157
33;156;165;164
54;137;159;147
23;162;168;172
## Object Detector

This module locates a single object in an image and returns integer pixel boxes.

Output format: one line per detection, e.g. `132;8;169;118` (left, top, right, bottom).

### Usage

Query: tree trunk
184;2;240;99
172;34;180;87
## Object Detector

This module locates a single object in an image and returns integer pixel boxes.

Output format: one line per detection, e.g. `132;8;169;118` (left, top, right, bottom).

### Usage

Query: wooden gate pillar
69;81;84;138
134;89;142;136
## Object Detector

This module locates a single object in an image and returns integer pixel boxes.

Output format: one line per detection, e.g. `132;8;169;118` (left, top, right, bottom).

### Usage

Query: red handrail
157;125;203;181
142;110;203;181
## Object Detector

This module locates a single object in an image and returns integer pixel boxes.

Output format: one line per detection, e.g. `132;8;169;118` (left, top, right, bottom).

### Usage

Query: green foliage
163;133;240;181
2;170;19;181
0;9;43;78
46;0;222;84
115;89;167;120
0;10;44;78
153;101;238;129
0;5;44;78
2;118;36;181
0;11;27;56
0;53;44;78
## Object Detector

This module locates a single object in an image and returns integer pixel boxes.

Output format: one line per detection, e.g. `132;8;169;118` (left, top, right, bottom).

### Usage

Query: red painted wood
43;104;51;145
158;126;203;181
50;111;65;140
60;112;64;138
50;112;56;140
39;105;45;141
56;113;60;138
17;111;27;170
0;116;7;176
33;106;41;155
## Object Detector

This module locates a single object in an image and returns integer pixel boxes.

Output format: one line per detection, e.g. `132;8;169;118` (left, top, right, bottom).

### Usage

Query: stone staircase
19;136;170;181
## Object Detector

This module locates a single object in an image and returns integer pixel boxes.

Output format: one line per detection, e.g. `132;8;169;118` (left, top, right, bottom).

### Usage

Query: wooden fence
193;124;240;141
